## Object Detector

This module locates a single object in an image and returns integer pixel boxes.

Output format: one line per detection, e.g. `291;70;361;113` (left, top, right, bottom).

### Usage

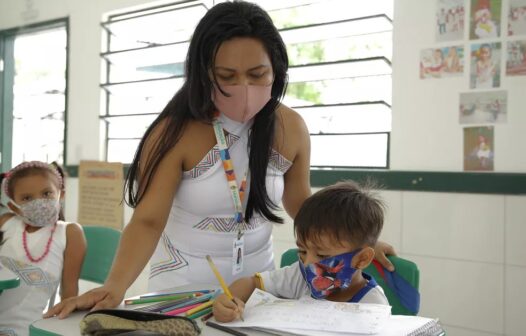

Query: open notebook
216;289;445;336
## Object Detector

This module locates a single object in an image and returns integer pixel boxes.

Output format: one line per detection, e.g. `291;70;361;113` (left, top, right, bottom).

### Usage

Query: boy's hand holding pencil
212;293;245;322
206;255;245;322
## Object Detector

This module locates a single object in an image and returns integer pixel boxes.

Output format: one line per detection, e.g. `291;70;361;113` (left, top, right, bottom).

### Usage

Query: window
101;0;392;168
0;20;68;171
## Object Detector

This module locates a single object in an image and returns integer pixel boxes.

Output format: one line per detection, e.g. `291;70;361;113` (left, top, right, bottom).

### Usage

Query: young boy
213;180;389;322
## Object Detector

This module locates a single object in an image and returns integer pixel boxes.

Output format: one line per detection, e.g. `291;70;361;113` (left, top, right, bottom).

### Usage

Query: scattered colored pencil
125;293;196;305
139;289;214;299
185;300;214;316
187;306;213;320
164;302;202;316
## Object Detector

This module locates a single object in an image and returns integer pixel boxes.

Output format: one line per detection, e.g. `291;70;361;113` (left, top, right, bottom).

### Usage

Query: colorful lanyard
212;114;248;237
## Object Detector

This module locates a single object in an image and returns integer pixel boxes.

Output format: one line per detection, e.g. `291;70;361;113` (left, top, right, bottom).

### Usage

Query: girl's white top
0;216;67;336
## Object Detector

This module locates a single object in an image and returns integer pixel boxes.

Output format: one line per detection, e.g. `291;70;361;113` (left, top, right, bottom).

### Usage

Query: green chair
280;248;419;315
46;226;121;310
80;225;121;284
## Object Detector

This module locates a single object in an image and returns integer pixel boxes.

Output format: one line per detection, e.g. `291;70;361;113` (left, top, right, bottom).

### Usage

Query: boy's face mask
299;249;362;299
13;198;60;227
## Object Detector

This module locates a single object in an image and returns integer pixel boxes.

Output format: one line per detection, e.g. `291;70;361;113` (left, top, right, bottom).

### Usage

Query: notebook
217;289;445;336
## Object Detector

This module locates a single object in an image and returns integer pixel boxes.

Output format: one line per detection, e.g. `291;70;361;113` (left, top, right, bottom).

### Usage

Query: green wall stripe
310;169;526;195
66;165;526;195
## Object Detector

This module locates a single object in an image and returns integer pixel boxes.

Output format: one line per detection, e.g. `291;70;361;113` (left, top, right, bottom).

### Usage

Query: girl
0;161;86;336
475;44;497;89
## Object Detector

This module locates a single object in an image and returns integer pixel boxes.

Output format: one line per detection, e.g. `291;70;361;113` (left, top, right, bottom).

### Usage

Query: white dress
0;217;67;336
148;114;292;290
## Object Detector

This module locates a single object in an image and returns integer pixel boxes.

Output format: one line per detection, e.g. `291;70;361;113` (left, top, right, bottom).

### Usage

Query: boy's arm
60;223;87;299
229;275;260;302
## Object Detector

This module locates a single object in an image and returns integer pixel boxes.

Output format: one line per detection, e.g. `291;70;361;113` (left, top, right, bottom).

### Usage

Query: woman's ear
352;247;375;270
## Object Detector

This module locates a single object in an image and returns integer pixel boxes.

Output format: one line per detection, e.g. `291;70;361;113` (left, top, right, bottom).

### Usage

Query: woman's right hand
212;294;245;322
43;285;125;319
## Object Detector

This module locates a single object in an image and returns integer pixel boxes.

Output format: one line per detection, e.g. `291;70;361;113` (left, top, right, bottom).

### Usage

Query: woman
46;1;395;318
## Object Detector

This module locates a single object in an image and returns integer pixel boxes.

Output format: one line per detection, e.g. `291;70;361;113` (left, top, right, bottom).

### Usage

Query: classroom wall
1;1;525;336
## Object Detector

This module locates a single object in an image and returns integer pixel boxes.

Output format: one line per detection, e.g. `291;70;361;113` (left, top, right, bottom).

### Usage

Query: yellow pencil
206;255;244;321
185;299;214;316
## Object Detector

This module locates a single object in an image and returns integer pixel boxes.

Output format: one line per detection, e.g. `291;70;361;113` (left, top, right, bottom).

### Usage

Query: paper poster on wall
420;46;464;78
459;90;507;124
436;0;465;42
470;0;502;39
464;126;494;171
508;0;526;36
470;42;501;88
506;40;526;75
78;160;124;229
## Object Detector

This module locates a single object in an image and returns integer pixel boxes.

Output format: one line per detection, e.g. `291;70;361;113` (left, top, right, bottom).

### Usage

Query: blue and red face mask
298;249;362;299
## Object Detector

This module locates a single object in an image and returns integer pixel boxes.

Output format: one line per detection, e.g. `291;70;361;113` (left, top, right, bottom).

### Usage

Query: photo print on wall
459;90;507;124
470;42;501;88
508;0;526;36
420;45;465;78
464;126;495;171
470;0;502;39
436;0;466;42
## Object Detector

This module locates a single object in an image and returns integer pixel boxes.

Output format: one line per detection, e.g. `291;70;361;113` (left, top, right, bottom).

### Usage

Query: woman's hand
43;285;124;319
212;294;245;323
374;240;397;272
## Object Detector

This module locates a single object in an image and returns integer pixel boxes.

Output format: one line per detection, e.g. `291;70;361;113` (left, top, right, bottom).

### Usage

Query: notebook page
219;289;391;334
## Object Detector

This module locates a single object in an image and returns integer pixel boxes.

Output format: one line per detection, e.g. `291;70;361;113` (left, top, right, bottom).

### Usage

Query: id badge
232;235;244;275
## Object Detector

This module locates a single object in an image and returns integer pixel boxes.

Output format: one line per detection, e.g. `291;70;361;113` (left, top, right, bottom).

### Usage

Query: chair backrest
279;248;419;315
80;226;121;284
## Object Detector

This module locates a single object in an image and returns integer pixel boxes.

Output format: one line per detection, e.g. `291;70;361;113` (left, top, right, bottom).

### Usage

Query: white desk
30;284;269;336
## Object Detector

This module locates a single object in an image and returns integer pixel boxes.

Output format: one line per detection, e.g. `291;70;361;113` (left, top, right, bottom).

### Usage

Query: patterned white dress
0;217;67;336
148;114;292;290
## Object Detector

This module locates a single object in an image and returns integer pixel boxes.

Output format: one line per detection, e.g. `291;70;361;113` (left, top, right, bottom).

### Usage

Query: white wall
1;1;526;335
392;0;526;172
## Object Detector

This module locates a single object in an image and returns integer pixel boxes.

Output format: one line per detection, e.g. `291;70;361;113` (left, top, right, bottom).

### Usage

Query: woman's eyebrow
214;64;270;72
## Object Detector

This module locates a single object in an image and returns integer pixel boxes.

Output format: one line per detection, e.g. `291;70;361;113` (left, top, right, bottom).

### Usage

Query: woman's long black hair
125;1;289;223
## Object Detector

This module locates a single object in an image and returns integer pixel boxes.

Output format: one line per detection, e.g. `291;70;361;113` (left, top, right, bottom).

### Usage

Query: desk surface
30;284;269;336
0;264;20;291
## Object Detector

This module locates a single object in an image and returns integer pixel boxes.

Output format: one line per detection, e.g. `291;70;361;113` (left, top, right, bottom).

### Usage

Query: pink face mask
212;84;272;123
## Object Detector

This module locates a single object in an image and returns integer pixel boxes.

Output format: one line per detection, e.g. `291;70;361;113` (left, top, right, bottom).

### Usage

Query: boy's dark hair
125;1;289;224
294;180;385;247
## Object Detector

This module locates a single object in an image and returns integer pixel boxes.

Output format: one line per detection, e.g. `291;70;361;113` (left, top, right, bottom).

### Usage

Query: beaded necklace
22;223;56;263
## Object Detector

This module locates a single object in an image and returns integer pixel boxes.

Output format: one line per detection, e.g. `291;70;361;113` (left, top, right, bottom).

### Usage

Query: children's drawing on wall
506;40;526;75
508;0;526;36
420;46;464;78
470;0;502;39
459;90;507;124
436;0;465;42
470;42;501;88
464;126;494;171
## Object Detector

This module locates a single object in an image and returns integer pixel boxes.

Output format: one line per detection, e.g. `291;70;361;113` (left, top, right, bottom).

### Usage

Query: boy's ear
353;247;375;270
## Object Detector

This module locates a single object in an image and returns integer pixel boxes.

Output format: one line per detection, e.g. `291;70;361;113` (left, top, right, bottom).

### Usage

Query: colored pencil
164;302;202;316
125;293;196;305
206;255;244;321
205;321;248;336
159;292;215;313
133;297;195;312
185;300;214;316
139;289;214;299
186;306;213;320
200;311;214;322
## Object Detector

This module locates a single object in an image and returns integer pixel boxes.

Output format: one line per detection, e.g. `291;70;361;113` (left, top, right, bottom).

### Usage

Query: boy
213;180;389;322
